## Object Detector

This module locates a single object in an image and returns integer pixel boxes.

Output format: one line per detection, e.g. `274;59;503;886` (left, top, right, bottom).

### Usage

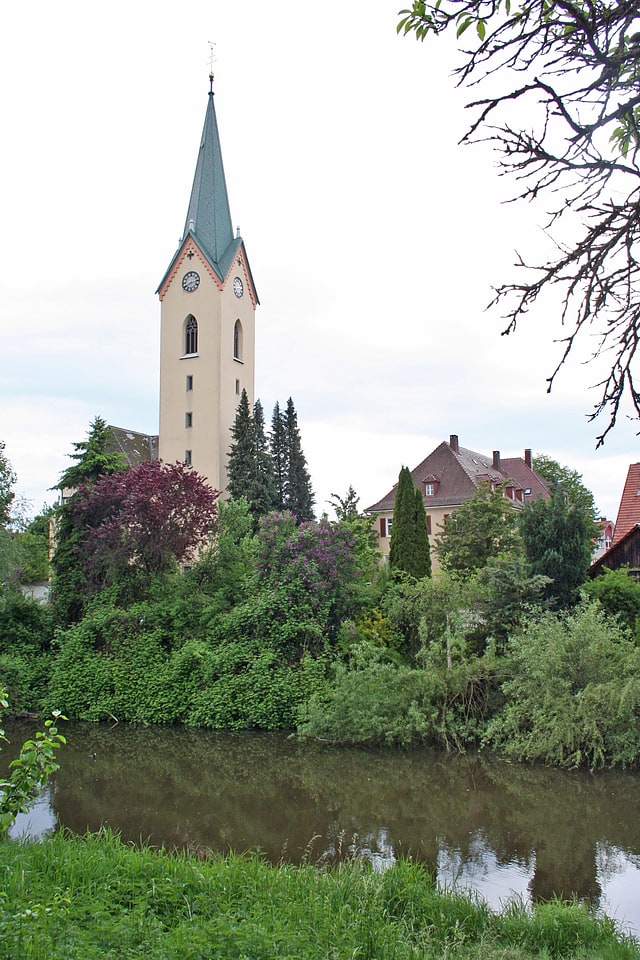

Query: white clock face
182;271;200;293
233;276;243;298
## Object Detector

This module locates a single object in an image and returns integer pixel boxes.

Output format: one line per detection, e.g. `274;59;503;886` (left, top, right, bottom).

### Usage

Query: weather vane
208;41;216;78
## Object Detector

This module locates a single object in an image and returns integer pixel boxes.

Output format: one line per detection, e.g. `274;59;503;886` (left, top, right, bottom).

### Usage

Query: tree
521;486;593;607
389;466;431;578
399;1;640;442
0;441;16;528
251;399;277;519
227;389;255;501
582;565;640;634
56;415;126;490
281;398;315;522
533;455;599;527
68;460;218;601
51;417;128;625
269;401;287;510
329;485;361;521
436;483;522;578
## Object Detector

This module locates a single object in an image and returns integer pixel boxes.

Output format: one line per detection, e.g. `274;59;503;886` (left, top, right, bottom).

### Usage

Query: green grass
0;830;637;959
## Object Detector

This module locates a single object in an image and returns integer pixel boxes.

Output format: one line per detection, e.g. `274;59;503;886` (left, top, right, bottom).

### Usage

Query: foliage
533;455;598;525
521;486;593;607
399;1;640;443
227;392;276;523
10;506;53;583
435;483;521;578
389;466;431;578
298;643;445;746
255;511;360;643
51;417;130;626
281;397;315;521
486;600;640;767
0;689;65;835
0;439;16;528
473;553;551;651
328;485;360;521
63;461;218;604
2;830;635;960
188;497;256;612
0;589;53;710
55;415;127;490
582;566;640;634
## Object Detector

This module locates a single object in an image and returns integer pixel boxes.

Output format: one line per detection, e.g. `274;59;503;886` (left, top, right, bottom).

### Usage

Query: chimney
492;450;501;471
524;448;532;469
450;434;459;454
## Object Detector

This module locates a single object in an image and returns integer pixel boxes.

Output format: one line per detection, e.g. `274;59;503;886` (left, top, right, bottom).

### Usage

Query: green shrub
298;643;445;746
486;599;640;767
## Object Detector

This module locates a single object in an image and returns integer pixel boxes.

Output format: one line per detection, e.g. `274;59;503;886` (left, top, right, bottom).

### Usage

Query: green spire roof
182;78;237;278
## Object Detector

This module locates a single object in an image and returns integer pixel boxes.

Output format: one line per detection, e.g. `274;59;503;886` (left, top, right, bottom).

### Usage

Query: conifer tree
282;397;315;522
251;399;277;518
389;465;429;577
413;486;432;579
270;401;287;510
227;390;256;502
56;416;126;491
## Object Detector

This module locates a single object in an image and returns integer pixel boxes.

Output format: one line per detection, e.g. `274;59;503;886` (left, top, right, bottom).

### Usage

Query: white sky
1;0;637;522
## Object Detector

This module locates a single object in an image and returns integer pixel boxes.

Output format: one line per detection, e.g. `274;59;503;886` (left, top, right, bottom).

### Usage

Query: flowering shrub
255;512;359;640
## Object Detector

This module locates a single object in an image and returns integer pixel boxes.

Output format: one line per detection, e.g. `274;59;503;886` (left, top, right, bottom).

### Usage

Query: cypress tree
282;397;315;522
413;486;432;578
389;467;431;578
389;466;417;574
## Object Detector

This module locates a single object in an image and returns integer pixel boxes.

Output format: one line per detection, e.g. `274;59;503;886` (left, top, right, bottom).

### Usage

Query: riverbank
1;830;638;959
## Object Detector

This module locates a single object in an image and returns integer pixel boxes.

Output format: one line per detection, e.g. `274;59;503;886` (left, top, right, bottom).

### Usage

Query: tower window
186;375;193;391
235;378;240;395
185;450;192;466
233;319;243;361
185;412;193;428
184;315;198;355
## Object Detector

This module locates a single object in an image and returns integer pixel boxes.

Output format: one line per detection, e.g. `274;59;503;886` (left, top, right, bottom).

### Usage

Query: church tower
157;76;258;494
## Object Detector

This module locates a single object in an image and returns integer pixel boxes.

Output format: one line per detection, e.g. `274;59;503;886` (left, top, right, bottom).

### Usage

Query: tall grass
0;830;637;959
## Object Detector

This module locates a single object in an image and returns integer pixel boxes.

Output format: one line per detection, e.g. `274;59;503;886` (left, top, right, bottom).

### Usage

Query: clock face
182;271;200;293
233;276;244;298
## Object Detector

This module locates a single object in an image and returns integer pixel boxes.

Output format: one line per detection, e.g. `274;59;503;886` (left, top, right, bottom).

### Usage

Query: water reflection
3;721;640;936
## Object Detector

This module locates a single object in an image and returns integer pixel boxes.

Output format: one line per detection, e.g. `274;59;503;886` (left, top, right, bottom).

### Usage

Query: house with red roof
365;434;549;569
589;463;640;578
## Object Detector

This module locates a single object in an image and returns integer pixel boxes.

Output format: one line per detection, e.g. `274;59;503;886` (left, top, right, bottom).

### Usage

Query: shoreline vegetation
1;829;639;959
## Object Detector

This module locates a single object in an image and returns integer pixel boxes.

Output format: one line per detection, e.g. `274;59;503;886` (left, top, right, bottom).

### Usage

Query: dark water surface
4;721;640;938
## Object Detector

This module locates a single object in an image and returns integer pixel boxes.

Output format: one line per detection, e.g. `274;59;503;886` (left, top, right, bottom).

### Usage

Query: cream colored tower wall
158;247;255;494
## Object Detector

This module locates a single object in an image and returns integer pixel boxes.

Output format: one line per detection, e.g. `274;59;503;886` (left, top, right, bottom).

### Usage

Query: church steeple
157;76;257;497
182;74;237;280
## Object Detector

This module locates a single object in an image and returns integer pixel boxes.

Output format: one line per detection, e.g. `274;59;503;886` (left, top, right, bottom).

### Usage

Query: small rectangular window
426;514;432;535
379;517;392;538
185;450;192;466
235;378;240;395
185;412;193;428
425;482;435;497
186;375;193;391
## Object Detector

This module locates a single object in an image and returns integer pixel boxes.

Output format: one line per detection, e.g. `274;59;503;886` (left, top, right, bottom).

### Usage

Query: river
3;720;640;939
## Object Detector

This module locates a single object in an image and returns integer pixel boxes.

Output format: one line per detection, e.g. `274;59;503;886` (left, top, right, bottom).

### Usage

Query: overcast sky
1;0;637;522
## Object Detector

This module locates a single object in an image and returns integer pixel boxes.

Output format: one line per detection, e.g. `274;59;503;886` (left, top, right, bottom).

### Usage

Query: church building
155;75;258;494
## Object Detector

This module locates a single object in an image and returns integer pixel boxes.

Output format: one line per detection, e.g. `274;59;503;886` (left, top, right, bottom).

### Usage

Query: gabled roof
612;463;640;546
107;426;158;467
589;523;640;578
156;78;259;300
365;436;548;513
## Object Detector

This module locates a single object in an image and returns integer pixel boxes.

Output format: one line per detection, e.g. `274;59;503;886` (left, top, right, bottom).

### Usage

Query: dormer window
424;478;439;497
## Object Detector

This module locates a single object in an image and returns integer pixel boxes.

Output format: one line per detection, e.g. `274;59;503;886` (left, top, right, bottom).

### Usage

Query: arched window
233;319;243;360
184;315;198;355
